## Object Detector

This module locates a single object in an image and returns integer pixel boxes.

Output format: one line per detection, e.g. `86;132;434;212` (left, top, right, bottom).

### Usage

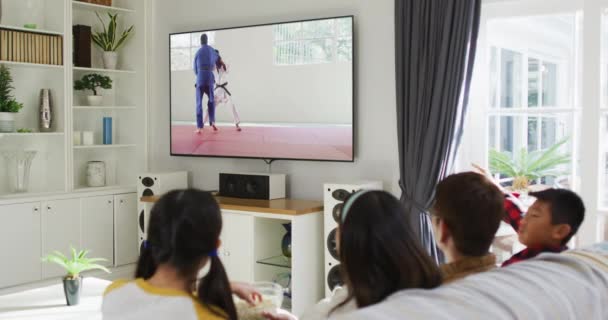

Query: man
193;33;218;134
430;172;505;283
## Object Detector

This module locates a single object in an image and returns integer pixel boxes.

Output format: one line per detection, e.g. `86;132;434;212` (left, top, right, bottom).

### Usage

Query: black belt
199;66;213;71
215;82;231;96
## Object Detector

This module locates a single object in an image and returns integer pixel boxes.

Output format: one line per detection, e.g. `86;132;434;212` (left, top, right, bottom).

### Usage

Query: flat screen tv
169;16;354;162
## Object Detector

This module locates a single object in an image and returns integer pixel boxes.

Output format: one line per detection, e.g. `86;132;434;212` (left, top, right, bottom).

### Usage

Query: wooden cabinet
114;193;138;266
81;195;115;267
41;199;81;279
0;202;42;287
220;211;254;283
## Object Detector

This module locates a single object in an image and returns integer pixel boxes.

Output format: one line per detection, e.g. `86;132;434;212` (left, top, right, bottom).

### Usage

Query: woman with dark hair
102;189;259;320
264;190;442;319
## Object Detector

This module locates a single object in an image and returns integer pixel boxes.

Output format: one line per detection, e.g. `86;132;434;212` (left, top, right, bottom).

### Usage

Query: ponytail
135;243;158;279
197;255;237;320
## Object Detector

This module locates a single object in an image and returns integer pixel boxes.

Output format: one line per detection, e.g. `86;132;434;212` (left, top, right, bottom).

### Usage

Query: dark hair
201;33;208;45
529;188;585;244
335;190;442;311
433;172;504;257
215;49;226;72
135;189;236;320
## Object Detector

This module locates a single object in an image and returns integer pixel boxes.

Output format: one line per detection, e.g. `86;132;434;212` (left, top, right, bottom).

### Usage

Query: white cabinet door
42;199;81;279
81;195;114;267
220;211;254;283
114;193;138;266
0;202;42;287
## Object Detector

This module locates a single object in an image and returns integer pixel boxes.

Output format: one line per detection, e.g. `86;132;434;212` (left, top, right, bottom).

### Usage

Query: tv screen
169;16;354;162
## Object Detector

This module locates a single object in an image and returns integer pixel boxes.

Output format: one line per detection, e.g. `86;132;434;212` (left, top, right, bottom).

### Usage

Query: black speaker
219;173;285;200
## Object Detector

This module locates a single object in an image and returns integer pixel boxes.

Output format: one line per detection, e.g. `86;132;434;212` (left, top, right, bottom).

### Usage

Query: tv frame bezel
168;15;355;163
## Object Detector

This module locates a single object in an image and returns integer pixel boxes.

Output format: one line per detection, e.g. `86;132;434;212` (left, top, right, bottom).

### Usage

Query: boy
502;188;585;266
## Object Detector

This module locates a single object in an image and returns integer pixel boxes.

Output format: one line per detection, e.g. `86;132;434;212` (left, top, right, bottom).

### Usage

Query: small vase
86;161;106;187
87;95;103;106
281;223;292;259
39;89;53;132
102;51;118;69
0;112;15;133
1;150;36;193
63;277;82;306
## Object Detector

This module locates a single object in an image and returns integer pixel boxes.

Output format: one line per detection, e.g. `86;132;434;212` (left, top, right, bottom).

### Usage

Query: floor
171;123;353;161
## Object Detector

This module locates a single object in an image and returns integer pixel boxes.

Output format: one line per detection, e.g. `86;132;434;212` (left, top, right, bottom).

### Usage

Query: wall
170;23;353;124
148;0;399;200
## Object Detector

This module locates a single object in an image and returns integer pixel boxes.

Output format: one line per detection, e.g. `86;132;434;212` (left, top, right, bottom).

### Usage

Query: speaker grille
219;173;270;199
332;189;351;201
332;203;343;223
142;189;154;197
139;210;145;233
141;177;155;187
327;265;343;291
327;228;339;259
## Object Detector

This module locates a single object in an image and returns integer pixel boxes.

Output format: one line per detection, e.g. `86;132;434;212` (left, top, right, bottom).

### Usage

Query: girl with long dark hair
264;190;442;319
102;189;258;320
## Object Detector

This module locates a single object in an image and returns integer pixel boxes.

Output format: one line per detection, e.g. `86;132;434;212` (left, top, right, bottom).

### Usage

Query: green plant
17;128;33;133
489;138;571;190
92;12;134;52
74;74;112;96
0;65;24;113
42;247;110;279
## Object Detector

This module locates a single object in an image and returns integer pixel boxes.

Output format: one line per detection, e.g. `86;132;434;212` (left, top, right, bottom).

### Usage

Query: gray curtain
395;0;481;262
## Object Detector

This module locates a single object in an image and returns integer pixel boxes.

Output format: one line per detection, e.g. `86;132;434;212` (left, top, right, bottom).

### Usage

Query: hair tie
341;190;373;223
208;249;218;257
143;240;150;249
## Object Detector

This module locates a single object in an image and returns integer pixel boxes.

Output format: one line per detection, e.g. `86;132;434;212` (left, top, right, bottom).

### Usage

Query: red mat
171;124;353;161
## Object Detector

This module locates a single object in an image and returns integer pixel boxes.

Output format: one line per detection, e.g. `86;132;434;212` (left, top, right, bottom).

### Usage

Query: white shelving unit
0;0;147;198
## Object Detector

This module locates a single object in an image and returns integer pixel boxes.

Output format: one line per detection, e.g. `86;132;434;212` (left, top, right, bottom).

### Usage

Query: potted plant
74;73;112;106
42;247;110;306
0;65;24;133
489;138;571;192
92;12;134;70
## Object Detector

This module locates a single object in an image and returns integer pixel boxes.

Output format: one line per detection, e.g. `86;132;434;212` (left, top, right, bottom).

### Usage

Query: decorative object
86;161;106;187
274;272;292;309
78;0;113;6
82;131;94;145
0;65;24;133
39;89;52;132
17;128;33;133
42;247;110;306
74;73;112;106
0;28;63;65
23;23;37;29
489;138;571;191
281;223;292;259
73;131;82;145
92;12;134;69
1;150;36;193
103;117;112;144
73;25;92;68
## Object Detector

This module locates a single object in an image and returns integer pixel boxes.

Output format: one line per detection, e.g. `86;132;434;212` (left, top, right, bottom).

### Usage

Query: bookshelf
0;0;147;198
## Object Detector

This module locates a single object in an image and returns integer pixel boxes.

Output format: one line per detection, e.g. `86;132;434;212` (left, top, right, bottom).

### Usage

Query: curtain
395;0;481;262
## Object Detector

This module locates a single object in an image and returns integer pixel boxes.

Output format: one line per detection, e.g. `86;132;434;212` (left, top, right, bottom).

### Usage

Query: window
273;17;352;65
486;14;576;189
170;32;215;71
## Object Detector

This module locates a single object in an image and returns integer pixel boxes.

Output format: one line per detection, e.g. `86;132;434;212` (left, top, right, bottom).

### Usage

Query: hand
261;311;297;320
472;163;506;192
231;281;262;306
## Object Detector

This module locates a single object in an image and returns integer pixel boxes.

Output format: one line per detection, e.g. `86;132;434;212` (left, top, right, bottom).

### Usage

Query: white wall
170;23;353;124
148;0;399;200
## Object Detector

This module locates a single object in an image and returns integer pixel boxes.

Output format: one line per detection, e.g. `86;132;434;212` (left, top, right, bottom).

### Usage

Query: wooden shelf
73;185;136;193
0;25;63;36
0;60;64;70
73;144;136;149
73;106;136;110
72;1;135;13
141;196;324;216
73;67;135;74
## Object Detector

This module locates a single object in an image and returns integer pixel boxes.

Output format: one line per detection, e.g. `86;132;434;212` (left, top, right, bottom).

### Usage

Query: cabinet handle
120;200;124;204
47;206;51;210
33;207;39;212
108;200;112;204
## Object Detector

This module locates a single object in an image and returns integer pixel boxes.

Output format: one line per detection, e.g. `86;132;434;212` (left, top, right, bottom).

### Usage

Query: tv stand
140;196;323;316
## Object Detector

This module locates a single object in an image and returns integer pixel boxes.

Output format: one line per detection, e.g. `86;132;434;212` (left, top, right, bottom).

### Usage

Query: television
169;16;354;162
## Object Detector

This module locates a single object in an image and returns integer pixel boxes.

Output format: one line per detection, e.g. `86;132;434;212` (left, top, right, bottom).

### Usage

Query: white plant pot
87;95;103;106
0;112;16;133
102;51;118;70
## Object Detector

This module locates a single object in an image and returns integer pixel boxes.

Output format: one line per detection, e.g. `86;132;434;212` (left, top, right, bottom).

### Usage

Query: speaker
219;172;285;200
137;171;188;252
323;181;382;297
